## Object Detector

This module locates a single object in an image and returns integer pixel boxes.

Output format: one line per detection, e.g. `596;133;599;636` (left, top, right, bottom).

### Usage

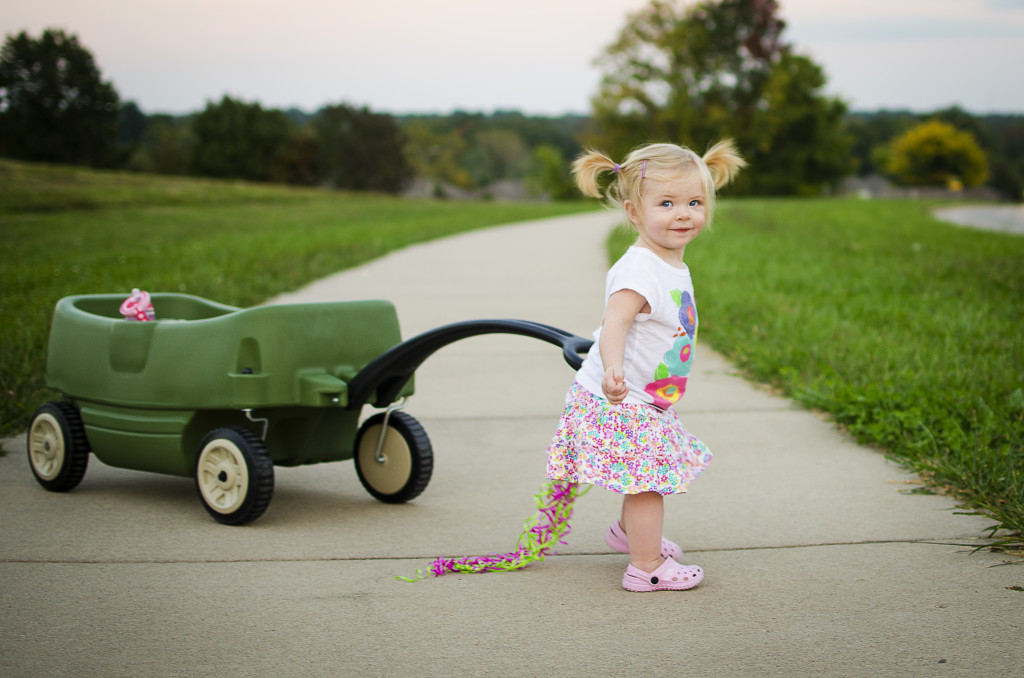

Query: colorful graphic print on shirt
643;290;697;409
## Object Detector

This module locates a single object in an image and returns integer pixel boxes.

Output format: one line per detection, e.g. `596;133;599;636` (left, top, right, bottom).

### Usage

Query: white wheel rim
358;424;412;495
29;413;65;481
197;438;249;514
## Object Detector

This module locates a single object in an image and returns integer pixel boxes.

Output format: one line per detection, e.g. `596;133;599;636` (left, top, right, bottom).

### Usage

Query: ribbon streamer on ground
397;480;588;582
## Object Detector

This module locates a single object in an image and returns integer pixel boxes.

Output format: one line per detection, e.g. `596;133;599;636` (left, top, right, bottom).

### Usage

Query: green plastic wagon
27;292;590;525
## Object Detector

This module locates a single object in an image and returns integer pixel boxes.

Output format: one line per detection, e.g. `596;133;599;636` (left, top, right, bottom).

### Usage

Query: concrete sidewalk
2;211;1021;676
934;204;1024;235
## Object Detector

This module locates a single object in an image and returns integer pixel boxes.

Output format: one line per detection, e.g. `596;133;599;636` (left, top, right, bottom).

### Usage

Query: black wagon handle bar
345;319;593;410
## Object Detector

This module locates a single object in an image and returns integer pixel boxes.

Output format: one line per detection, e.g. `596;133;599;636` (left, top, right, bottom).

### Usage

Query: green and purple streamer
397;480;588;582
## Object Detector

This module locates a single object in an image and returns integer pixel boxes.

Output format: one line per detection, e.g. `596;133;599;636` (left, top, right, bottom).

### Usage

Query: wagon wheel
27;401;90;492
354;411;433;504
194;426;274;525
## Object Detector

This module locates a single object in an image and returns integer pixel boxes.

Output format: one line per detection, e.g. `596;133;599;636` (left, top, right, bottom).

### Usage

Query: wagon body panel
74;399;363;477
77;400;196;476
256;406;361;466
45;293;415;412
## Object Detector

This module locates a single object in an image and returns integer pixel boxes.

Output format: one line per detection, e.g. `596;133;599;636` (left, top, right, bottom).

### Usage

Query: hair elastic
641;160;647;178
612;163;620;174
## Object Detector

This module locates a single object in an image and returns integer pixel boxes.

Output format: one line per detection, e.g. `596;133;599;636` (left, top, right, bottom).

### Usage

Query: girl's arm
600;289;649;404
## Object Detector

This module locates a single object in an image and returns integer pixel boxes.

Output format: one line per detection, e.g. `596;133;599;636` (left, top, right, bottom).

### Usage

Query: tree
932;107;1019;200
886;120;988;188
526;144;578;200
461;129;530;187
127;115;192;175
190;96;292;181
845;110;919;176
313;104;411;192
402;119;472;190
117;100;147;145
0;28;120;166
746;52;853;194
590;0;851;194
982;115;1024;201
396;111;588;193
267;130;320;186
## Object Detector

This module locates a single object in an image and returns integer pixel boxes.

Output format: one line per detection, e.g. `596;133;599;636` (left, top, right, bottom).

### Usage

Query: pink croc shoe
605;521;683;561
622;558;703;592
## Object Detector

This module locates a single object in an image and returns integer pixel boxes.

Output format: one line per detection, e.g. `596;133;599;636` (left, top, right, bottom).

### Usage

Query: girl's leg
621;491;664;573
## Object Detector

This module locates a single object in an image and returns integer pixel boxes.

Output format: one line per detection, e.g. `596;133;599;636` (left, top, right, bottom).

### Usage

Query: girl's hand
602;366;628;404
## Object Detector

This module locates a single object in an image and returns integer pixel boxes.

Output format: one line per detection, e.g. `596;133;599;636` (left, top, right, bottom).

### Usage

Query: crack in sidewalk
3;537;1009;566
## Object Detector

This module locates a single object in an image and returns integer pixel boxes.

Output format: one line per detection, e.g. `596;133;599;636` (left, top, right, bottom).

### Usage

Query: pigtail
702;139;747;189
572;149;618;199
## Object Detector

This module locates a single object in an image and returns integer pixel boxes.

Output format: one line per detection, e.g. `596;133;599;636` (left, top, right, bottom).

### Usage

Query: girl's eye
660;200;673;208
689;199;702;207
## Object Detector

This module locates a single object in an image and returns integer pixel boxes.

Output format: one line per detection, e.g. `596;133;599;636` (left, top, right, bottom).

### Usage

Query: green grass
0;160;320;213
0;159;591;438
610;198;1024;547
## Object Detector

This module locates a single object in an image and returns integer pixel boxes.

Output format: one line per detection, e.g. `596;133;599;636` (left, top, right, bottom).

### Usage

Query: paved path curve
934;204;1024;234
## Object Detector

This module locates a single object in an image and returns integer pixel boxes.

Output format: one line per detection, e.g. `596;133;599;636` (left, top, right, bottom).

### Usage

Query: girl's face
624;171;707;265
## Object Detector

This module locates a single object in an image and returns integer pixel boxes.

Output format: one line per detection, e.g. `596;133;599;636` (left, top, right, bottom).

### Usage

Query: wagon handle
346;319;593;410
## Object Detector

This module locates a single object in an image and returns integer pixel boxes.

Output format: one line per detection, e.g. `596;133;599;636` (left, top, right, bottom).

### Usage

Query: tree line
847;109;1023;200
2;6;1022;202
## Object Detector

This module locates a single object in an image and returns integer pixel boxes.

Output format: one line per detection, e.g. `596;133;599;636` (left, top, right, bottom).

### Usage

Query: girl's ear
624;199;641;226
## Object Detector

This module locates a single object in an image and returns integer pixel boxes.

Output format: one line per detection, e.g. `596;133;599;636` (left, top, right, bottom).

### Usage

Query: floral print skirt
545;382;711;496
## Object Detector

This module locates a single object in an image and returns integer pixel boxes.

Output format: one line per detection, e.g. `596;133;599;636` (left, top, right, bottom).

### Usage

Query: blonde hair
572;139;746;227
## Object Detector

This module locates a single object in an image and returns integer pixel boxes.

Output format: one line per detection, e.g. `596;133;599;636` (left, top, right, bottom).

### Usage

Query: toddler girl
407;140;744;590
546;140;745;592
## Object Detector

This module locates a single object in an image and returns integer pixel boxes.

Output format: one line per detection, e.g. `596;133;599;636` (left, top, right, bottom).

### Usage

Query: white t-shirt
576;246;699;410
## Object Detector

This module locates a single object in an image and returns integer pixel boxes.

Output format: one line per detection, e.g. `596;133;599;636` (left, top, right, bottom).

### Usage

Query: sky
2;0;1023;116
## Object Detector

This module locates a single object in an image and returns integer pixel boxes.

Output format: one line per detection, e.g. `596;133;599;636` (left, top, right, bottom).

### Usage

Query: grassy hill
0;160;592;437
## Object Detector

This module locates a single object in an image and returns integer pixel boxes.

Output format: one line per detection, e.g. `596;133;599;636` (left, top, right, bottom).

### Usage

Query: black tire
194;426;274;525
27;401;90;492
354;411;433;504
